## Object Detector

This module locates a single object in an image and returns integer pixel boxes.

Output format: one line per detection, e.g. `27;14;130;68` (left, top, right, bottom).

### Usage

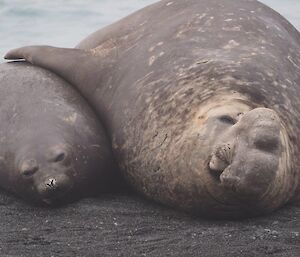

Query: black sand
0;190;299;257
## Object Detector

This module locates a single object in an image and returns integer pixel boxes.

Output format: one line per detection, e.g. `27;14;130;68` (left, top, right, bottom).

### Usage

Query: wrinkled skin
0;62;118;205
5;0;300;218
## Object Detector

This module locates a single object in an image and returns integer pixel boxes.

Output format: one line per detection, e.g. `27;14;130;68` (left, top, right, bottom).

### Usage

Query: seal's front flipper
4;46;109;103
4;46;84;66
4;47;27;60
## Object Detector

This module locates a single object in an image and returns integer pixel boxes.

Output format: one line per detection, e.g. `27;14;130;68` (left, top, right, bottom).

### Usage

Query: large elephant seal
5;0;300;218
0;62;118;205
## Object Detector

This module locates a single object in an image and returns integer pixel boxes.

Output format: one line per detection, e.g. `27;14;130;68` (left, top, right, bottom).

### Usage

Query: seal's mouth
208;143;235;182
42;198;53;205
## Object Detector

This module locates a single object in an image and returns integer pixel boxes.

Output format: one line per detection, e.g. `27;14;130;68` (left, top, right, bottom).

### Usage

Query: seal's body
6;0;300;217
0;62;117;205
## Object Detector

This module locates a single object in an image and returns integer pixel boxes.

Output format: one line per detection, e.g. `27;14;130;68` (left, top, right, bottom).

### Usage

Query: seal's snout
46;178;58;190
37;174;73;203
247;108;281;153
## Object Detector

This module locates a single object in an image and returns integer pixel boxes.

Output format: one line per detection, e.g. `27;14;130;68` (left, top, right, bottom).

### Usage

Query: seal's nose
37;174;72;202
247;108;281;153
46;178;58;190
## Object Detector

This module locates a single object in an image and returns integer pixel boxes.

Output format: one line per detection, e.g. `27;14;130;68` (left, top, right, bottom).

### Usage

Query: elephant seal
5;0;300;218
0;62;118;205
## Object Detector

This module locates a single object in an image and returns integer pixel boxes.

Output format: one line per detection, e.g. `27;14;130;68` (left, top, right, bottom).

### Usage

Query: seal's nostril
38;174;72;201
255;137;279;151
253;132;280;152
46;178;57;189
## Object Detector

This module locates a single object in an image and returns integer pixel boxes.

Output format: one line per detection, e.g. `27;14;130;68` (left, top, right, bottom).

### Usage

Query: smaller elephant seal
0;62;118;205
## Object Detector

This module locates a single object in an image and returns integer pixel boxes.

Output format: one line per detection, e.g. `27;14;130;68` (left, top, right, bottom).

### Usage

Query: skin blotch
149;56;156;66
63;113;77;124
223;40;240;50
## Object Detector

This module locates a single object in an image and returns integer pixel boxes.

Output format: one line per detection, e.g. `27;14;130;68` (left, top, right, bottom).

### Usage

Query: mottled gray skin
0;62;117;205
5;0;300;218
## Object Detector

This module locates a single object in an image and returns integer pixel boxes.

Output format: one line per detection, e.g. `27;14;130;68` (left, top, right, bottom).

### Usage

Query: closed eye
218;115;236;125
21;166;38;177
53;153;65;163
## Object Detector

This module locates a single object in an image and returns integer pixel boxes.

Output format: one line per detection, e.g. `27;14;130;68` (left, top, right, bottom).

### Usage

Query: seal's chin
42;198;53;205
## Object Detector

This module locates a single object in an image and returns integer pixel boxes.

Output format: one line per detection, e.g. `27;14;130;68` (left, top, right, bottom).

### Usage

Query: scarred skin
5;0;300;218
0;62;119;205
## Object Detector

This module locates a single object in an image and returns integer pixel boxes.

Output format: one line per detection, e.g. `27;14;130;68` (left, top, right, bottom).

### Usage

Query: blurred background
0;0;299;59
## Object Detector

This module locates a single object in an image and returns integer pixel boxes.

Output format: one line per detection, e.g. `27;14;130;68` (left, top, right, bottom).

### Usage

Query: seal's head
4;118;113;206
15;139;74;205
170;93;294;218
208;107;282;198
